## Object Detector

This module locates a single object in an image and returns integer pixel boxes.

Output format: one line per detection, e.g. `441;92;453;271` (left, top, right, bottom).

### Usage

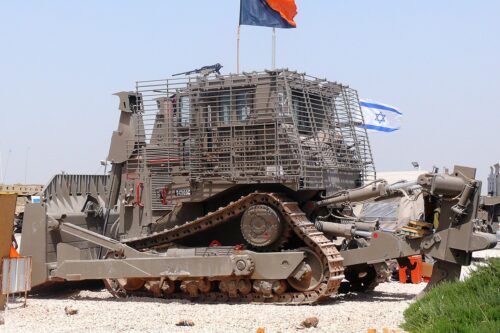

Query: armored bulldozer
19;69;497;304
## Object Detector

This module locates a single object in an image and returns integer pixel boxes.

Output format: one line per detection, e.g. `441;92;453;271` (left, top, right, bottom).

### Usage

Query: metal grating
129;70;375;209
43;174;109;200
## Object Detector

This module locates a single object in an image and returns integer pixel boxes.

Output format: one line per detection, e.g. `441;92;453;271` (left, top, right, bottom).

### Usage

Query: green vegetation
402;258;500;333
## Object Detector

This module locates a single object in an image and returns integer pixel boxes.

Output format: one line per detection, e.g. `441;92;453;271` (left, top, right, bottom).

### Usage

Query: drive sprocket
240;204;291;251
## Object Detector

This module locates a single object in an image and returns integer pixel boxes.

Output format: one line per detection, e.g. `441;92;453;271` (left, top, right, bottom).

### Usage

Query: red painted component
233;244;244;251
136;182;144;207
209;240;222;247
161;186;169;206
373;232;379;239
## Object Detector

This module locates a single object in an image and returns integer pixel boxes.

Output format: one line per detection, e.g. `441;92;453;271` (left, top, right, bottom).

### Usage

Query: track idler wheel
287;248;325;292
145;278;176;297
252;280;288;297
180;279;212;297
237;279;252;296
219;279;253;298
104;278;145;298
160;278;176;295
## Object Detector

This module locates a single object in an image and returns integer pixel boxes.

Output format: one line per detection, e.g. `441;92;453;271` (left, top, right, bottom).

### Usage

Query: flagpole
272;27;276;70
237;25;241;74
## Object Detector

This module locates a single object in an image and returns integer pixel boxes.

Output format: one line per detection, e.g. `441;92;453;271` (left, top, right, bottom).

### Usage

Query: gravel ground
1;282;424;333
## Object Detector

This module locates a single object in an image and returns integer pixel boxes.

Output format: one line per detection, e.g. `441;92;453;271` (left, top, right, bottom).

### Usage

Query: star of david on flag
359;99;403;132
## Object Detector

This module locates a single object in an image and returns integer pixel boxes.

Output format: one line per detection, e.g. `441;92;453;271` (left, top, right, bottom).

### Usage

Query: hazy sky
1;1;499;189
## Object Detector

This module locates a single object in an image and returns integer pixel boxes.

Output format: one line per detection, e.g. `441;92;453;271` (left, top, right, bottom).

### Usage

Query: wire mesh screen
130;70;374;209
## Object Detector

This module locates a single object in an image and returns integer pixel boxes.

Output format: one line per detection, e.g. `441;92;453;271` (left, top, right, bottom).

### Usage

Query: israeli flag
359;100;402;132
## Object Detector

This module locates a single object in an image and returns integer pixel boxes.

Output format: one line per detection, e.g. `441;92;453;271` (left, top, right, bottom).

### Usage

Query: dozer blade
416;260;462;299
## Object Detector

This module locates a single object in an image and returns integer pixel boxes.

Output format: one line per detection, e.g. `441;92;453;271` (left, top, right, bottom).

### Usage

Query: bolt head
236;259;246;270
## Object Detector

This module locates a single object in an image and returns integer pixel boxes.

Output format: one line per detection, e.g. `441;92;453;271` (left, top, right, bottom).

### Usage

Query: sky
1;0;499;190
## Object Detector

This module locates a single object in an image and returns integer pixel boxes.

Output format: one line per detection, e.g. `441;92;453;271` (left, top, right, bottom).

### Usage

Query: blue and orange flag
240;0;297;29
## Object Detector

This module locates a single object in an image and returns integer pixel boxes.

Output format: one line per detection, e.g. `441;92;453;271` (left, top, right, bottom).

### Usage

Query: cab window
236;90;252;121
219;93;231;125
180;96;190;127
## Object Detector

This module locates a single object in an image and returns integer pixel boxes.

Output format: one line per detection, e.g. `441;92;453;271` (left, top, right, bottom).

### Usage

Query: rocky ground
2;242;497;333
1;282;425;333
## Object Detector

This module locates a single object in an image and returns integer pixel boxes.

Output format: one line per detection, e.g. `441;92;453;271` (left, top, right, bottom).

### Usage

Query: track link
119;192;344;304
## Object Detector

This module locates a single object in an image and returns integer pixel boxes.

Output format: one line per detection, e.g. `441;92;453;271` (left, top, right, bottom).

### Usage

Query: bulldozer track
119;192;344;304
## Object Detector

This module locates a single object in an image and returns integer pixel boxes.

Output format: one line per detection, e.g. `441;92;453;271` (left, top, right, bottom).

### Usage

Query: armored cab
109;70;375;239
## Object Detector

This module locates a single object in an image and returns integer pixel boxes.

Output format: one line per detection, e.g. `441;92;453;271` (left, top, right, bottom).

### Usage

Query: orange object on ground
399;255;423;284
9;245;20;258
421;261;433;282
